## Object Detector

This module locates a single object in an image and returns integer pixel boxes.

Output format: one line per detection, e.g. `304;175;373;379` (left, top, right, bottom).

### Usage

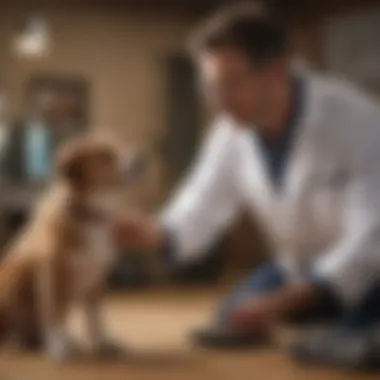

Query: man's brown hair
189;2;288;67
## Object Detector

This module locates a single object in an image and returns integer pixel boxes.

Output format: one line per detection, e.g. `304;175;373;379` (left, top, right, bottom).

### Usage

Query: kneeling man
117;4;380;367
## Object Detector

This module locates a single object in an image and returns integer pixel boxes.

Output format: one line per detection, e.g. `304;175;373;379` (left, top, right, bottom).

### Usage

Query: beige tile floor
0;289;378;380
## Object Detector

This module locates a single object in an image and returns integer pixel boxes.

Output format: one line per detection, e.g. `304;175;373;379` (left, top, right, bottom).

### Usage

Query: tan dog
0;135;140;361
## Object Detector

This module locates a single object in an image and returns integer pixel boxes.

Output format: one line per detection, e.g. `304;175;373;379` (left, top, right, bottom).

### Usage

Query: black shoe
191;326;270;350
289;330;380;371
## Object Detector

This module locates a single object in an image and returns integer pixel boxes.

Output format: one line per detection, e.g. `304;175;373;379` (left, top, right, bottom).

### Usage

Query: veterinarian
117;4;380;367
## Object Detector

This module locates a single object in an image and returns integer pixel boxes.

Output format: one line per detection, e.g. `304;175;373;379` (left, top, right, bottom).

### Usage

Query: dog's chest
69;222;116;297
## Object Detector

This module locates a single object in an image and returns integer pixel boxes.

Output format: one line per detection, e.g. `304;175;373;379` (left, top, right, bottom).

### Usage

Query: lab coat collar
242;67;323;213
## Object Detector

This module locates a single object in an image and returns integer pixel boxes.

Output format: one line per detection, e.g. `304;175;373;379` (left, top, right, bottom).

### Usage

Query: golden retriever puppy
0;135;140;361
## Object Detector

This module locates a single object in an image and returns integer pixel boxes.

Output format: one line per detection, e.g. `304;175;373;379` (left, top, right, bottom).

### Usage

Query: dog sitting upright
0;135;140;361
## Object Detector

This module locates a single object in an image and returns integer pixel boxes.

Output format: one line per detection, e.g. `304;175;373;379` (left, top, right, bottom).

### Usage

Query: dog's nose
123;152;147;181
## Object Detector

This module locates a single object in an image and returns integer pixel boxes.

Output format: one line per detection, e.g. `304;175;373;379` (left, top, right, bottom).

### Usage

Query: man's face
199;46;278;124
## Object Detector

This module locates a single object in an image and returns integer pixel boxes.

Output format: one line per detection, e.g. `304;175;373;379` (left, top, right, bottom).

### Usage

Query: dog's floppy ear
55;140;86;186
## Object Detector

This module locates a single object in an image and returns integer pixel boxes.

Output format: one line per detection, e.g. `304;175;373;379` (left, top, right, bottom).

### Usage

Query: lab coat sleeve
314;110;380;306
159;119;242;263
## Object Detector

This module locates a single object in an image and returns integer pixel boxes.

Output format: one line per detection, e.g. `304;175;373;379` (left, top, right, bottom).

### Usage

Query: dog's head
55;135;145;194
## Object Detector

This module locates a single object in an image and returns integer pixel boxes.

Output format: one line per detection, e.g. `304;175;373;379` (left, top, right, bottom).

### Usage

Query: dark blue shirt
255;76;305;190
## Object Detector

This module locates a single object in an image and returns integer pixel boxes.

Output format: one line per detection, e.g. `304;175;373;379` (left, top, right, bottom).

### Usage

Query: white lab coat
160;68;380;306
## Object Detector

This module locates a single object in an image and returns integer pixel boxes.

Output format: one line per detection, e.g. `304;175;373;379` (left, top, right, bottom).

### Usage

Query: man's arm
260;119;380;319
158;119;242;263
230;106;380;333
313;163;380;305
116;119;242;263
247;144;380;320
230;168;380;332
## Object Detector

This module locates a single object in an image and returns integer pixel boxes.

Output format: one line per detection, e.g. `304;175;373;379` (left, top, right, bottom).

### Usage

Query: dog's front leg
84;287;125;358
37;257;80;362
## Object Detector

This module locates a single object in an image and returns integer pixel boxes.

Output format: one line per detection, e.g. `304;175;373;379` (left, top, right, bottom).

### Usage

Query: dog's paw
45;331;82;363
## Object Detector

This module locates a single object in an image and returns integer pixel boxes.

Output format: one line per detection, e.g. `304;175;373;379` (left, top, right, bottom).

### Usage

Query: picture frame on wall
0;73;90;184
26;72;90;132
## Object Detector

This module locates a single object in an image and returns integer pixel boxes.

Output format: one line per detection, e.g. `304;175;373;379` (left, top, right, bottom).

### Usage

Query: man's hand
229;296;279;334
229;283;321;334
114;211;164;252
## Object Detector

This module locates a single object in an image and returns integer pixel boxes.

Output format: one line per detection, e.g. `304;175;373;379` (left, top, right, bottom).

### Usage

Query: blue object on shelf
24;122;52;181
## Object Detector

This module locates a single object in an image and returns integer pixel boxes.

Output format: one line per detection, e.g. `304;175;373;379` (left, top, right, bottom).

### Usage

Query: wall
0;7;196;209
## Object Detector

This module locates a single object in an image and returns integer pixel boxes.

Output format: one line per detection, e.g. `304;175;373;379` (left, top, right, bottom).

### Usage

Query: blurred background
1;1;380;379
0;0;380;289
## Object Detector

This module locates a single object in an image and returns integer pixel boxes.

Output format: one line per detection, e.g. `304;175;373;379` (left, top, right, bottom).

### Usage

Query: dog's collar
69;202;109;224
